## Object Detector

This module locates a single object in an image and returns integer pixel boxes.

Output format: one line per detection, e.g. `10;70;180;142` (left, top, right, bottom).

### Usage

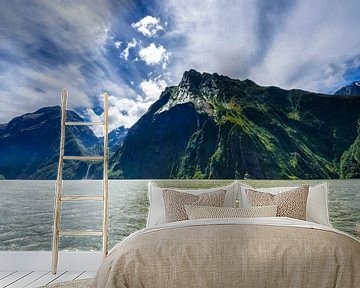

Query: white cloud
162;1;259;84
138;43;170;66
0;1;147;134
0;64;92;116
131;16;163;37
0;2;111;59
86;94;153;136
86;75;169;136
140;78;167;101
0;1;115;123
162;0;360;93
120;38;137;60
248;1;360;92
108;97;151;130
82;79;158;136
114;41;122;49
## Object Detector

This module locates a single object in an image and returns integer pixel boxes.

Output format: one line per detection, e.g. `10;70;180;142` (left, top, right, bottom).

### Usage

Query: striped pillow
185;205;278;219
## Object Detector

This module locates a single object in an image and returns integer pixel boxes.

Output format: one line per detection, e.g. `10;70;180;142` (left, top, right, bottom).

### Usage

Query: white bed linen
109;217;357;255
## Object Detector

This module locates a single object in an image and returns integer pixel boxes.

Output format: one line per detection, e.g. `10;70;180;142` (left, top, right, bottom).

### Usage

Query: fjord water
0;180;359;251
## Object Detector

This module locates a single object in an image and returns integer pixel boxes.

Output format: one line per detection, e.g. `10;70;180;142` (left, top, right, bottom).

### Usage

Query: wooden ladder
52;89;109;274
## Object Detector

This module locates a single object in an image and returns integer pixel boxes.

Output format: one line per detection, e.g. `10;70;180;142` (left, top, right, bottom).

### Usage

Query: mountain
110;69;360;179
0;106;101;179
0;124;6;133
340;126;360;179
334;81;360;96
100;126;129;153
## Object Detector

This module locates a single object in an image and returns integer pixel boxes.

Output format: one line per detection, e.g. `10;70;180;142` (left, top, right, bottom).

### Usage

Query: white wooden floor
0;251;102;288
0;270;95;288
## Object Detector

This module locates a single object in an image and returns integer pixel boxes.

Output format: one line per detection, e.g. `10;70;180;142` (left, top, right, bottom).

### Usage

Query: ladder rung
59;230;103;237
63;156;104;161
61;195;103;201
65;121;104;126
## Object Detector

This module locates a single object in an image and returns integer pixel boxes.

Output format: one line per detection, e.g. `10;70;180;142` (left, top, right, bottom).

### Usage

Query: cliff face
0;106;101;179
110;69;360;179
340;126;360;179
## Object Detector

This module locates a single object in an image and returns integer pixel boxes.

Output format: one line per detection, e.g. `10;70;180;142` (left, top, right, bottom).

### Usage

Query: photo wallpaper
0;0;359;180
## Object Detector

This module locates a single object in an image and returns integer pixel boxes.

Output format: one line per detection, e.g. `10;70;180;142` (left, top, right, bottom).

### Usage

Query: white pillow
238;183;331;227
146;181;238;228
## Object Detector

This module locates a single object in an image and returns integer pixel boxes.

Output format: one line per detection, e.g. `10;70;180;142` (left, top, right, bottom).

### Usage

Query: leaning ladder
52;89;109;274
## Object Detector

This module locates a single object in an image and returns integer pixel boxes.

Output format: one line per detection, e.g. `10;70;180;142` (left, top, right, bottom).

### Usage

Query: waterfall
85;164;92;179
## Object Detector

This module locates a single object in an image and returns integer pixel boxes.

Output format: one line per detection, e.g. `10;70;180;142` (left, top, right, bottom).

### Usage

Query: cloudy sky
1;0;360;135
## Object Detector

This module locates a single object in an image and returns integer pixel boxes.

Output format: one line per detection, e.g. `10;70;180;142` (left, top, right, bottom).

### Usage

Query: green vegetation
0;106;102;179
192;166;206;179
340;127;360;179
287;111;301;121
110;70;360;179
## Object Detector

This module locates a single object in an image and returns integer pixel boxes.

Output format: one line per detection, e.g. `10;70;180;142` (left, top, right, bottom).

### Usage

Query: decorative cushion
162;189;226;223
238;183;331;226
184;205;278;219
146;181;238;227
245;186;309;220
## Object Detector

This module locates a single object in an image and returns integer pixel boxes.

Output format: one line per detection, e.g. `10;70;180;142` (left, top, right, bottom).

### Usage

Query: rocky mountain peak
179;69;203;91
156;69;260;116
179;69;219;92
334;80;360;96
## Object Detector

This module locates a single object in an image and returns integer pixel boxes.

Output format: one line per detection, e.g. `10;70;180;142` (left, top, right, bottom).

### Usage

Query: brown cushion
245;186;309;220
162;189;226;223
184;205;278;220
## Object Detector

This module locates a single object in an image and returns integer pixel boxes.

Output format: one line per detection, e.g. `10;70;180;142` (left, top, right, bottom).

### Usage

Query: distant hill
334;81;360;96
110;69;360;179
0;106;102;179
99;126;128;153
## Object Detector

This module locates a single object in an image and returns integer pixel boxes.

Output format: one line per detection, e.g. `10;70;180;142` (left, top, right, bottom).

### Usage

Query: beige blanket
93;218;360;288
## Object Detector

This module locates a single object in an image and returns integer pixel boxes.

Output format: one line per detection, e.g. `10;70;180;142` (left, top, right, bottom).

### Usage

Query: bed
92;181;360;288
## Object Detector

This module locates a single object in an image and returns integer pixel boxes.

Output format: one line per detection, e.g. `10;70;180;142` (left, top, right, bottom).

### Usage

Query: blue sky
0;0;360;135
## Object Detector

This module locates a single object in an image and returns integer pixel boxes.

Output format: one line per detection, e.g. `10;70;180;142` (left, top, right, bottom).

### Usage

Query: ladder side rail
102;92;109;258
52;89;67;274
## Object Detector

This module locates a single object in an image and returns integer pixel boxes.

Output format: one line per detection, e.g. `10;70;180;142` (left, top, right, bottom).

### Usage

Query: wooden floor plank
0;272;16;281
76;271;96;280
0;271;95;287
7;271;48;288
49;271;84;284
0;271;32;287
24;271;66;288
73;271;85;280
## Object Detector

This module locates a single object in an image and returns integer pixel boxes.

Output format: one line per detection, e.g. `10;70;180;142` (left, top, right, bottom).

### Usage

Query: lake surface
0;179;359;251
